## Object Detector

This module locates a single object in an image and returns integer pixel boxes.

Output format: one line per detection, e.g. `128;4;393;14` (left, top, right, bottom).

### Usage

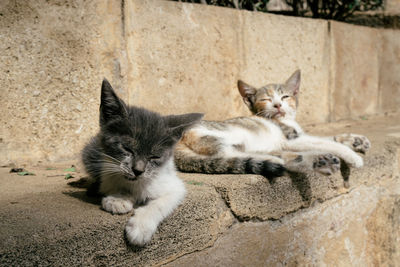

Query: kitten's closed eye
122;145;135;154
260;98;272;102
281;95;290;100
149;155;163;166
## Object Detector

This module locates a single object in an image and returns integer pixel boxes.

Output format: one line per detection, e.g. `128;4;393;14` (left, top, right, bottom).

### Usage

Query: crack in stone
214;186;244;222
160;184;361;266
213;182;358;223
158;243;215;267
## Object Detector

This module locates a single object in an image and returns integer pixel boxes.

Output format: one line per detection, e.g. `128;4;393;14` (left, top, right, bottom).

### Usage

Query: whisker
91;149;122;164
256;110;273;119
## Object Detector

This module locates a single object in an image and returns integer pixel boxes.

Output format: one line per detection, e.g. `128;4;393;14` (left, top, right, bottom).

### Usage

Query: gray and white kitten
82;80;202;246
175;70;370;177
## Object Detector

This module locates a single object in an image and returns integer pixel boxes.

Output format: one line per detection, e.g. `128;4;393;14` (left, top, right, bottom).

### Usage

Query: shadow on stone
62;190;101;206
340;159;351;188
67;177;92;188
123;233;147;252
287;171;312;205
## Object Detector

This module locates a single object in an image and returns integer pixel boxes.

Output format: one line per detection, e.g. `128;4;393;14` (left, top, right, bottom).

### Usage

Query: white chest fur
194;117;286;154
99;159;184;204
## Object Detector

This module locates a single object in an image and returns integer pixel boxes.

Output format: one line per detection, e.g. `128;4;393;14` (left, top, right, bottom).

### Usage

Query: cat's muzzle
273;111;286;118
124;173;138;181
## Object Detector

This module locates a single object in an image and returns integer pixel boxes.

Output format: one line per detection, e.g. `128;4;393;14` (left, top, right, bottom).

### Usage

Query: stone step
0;113;399;266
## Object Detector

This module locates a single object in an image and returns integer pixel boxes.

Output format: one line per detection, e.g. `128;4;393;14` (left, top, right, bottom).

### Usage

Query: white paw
272;157;285;165
312;153;341;175
125;211;158;246
102;196;133;214
351;154;364;168
335;134;371;154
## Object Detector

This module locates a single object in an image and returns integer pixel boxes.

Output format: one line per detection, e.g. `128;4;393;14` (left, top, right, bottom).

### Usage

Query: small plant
288;0;383;20
63;166;76;172
172;0;383;21
187;180;204;186
64;173;74;180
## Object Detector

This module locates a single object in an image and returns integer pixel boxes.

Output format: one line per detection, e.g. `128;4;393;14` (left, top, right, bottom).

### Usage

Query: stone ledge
0;113;399;266
2;0;400;165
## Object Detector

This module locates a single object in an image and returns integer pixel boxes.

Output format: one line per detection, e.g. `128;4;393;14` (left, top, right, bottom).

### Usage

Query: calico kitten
175;70;370;177
82;79;202;246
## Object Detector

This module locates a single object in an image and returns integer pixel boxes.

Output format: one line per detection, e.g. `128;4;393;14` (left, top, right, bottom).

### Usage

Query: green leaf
63;166;76;172
46;167;56;170
17;171;35;176
187;180;204;186
64;173;74;180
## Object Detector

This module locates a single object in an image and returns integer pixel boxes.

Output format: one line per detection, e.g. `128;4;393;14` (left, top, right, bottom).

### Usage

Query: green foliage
187;180;204;186
172;0;383;21
296;0;383;20
172;0;268;11
17;171;35;176
64;173;74;180
63;166;76;172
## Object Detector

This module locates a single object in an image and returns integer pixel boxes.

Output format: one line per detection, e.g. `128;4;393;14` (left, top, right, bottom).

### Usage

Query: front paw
335;134;371;154
102;196;133;214
125;212;157;246
350;154;364;168
280;124;299;140
313;154;340;175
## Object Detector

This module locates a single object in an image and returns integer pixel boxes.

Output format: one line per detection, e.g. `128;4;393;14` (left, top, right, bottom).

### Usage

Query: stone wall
0;0;125;164
386;0;400;14
1;0;399;164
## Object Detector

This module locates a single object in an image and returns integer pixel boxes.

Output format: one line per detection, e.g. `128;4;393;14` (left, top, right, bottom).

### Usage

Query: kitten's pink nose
274;103;281;109
132;160;146;176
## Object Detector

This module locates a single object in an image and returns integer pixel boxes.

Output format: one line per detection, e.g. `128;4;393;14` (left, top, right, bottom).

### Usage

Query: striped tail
174;146;286;180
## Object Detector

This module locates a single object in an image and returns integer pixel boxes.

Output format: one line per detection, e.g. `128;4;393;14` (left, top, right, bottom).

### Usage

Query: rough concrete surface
124;0;248;121
379;29;400;113
1;1;400;265
0;0;126;165
386;0;400;14
330;21;380;121
1;113;399;266
1;0;400;165
241;11;330;124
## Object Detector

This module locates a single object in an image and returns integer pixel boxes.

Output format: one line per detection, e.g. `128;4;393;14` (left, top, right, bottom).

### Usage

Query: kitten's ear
167;113;204;141
100;79;128;125
238;80;257;110
285;70;301;96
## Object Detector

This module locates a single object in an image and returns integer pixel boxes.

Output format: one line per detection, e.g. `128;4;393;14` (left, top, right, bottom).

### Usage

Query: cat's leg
278;151;341;175
102;195;134;214
285;135;363;168
333;133;371;154
181;132;284;164
175;141;285;178
226;150;284;165
231;150;340;176
275;121;299;140
125;178;185;246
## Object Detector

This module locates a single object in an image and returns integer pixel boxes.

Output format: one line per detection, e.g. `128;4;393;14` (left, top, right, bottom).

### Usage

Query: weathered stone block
0;0;126;165
241;11;330;124
379;29;400;113
386;0;400;14
166;186;400;267
330;21;380;121
1;0;399;167
0;166;234;266
124;0;247;120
